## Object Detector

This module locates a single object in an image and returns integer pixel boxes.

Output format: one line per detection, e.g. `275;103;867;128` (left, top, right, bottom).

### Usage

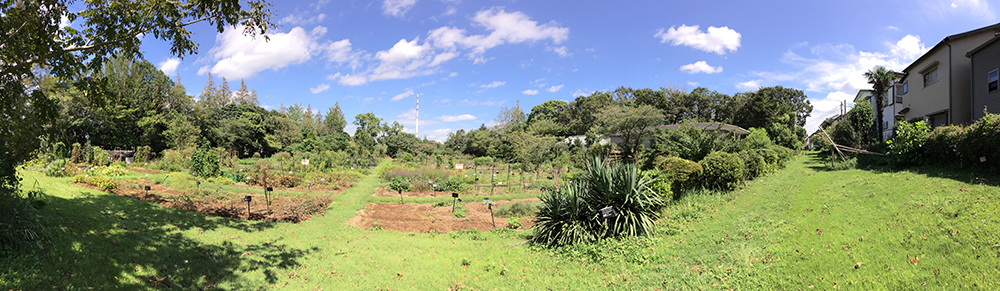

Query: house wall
970;39;1000;120
901;48;951;123
949;31;1000;125
901;28;1000;126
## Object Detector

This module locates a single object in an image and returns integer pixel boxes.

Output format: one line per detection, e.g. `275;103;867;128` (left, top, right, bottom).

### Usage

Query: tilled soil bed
372;186;546;198
349;198;538;232
78;179;341;223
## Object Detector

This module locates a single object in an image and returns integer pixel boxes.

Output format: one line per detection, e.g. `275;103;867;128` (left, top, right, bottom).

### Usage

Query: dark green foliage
923;126;963;165
645;124;723;162
739;150;769;181
190;141;221;178
493;202;538;218
0;188;47;257
473;156;494;167
534;158;665;246
433;176;465;192
134;146;153;164
641;169;673;199
388;176;411;192
957;114;1000;168
886;120;930;166
829;103;875;149
698;151;744;191
653;156;702;186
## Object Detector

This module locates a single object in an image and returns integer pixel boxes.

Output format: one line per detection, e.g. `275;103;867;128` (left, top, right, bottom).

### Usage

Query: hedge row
887;114;1000;169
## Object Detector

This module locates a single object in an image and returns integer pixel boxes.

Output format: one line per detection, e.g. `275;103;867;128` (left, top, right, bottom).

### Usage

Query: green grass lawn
3;152;999;289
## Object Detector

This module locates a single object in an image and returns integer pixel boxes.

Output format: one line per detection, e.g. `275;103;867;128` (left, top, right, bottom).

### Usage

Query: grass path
3;152;1000;289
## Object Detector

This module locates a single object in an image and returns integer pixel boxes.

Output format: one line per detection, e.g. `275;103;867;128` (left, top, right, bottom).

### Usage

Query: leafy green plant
71;175;120;191
506;217;522;229
886;120;930;166
534;158;665;246
698;151;744;191
387;176;411;192
493;201;537;218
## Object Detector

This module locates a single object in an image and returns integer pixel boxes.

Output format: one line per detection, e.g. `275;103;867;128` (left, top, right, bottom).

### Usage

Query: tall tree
594;104;664;162
493;101;526;133
353;112;383;157
324;102;347;135
865;66;896;142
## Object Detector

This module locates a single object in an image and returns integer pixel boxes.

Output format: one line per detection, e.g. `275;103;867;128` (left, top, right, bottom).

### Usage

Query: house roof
654;122;751;135
966;33;1000;57
903;22;1000;74
854;89;874;104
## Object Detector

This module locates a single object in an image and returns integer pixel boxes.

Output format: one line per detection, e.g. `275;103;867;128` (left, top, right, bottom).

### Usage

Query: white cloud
687;81;699;87
547;84;564;92
200;26;325;79
383;0;417;17
309;83;331;94
736;80;761;90
679;61;723;74
478;81;505;89
547;46;572;57
571;89;594;97
887;26;900;31
324;8;567;86
522;89;539;95
281;13;326;25
427;7;569;62
158;58;181;76
655;24;741;55
744;35;929;134
392;89;415;101
440;114;476;122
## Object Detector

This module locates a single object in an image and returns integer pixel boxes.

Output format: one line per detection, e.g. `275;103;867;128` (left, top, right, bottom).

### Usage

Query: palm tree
865;66;896;142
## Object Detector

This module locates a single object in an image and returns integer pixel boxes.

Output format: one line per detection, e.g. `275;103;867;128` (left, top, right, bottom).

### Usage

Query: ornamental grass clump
533;157;665;246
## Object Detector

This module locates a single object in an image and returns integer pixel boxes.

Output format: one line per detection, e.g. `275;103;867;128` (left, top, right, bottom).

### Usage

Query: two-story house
966;33;1000;119
896;23;1000;127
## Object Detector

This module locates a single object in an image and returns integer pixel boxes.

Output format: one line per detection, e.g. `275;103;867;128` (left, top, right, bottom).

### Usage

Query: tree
353;113;382;157
0;0;274;252
594;104;664;162
733;86;812;147
324;102;347;136
865;66;896;142
493;101;526;133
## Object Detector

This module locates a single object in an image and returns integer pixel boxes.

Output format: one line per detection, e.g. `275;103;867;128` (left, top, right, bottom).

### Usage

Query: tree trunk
876;95;884;142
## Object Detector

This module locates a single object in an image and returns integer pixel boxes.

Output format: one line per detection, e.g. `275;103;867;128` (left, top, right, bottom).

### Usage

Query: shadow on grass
5;190;318;290
804;151;1000;187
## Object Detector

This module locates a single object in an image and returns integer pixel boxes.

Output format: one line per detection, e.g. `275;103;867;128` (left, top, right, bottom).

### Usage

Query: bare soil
373;186;547;198
349;198;539;232
80;179;342;223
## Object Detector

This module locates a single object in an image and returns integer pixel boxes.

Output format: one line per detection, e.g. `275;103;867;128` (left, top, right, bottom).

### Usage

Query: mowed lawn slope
3;152;999;289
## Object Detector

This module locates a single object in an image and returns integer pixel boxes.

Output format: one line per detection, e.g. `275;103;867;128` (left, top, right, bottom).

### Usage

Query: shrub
740;150;769;180
91;146;110;166
0;188;47;255
647;124;723;162
533;158;665;246
698;151;744;191
434;176;465;192
388;176;411;192
206;176;234;186
641;169;673;199
134;146;153;164
72;174;120;191
923;125;963;165
94;164;130;176
70;143;82;163
153;148;195;172
493;201;538;218
472;156;494;167
190;146;221;178
410;180;431;192
45;159;71;177
653;156;702;185
506;217;522;229
886;120;931;166
958;113;1000;168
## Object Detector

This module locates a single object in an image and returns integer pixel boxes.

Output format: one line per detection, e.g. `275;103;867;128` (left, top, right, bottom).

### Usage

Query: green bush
958;113;1000;168
72;174;120;191
91;146;109;166
886;120;931;166
0;188;47;255
533;158;665;246
641;169;673;199
388;176;411;192
206;176;234;186
653;156;701;185
190;146;221;178
740;150;769;180
923;125;963;165
472;156;494;167
45;159;71;177
134;145;153;164
698;151;744;191
434;176;465;192
493;201;538;218
506;217;522;229
94;164;130;176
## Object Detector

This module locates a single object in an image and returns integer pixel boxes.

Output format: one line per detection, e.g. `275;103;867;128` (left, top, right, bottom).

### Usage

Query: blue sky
138;0;998;141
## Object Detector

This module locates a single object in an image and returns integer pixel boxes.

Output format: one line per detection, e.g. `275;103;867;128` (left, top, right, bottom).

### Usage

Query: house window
923;67;938;87
902;82;907;94
989;69;998;93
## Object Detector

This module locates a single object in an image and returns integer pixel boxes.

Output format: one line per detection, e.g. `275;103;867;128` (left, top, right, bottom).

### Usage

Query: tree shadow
7;190;318;289
803;151;1000;187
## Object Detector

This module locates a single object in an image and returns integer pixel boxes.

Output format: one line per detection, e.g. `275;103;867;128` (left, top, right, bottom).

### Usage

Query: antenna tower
416;93;420;135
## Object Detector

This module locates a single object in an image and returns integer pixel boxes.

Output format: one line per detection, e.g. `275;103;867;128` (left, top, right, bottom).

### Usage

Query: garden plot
350;198;538;232
75;179;341;223
372;186;546;198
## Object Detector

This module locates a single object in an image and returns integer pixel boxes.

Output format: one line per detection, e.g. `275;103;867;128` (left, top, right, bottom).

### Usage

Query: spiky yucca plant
533;157;666;246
